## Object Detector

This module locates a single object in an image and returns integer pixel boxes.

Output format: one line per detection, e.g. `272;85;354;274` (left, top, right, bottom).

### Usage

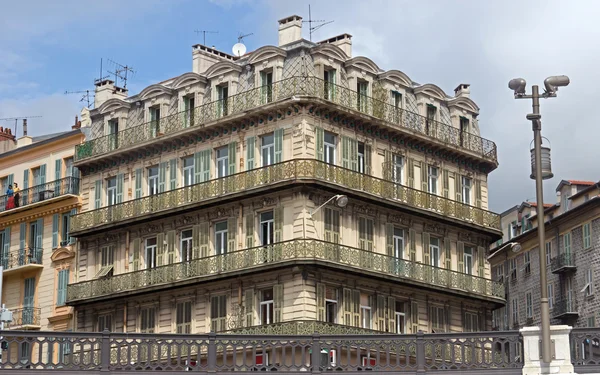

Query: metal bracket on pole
539;339;556;360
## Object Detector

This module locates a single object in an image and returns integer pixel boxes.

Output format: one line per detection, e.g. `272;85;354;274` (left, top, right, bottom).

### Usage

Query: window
392;155;403;184
426;105;436;134
61;213;71;246
215;221;228;255
524;252;531;275
510;258;517;281
588;316;596;328
325;287;338;324
526;292;533;319
430;306;445;333
459;117;469;146
323;207;340;243
261;70;273;103
462;177;471;205
217;85;228;116
260;211;274;246
395;301;405;334
216;147;229;178
108;119;119;149
548;283;554;309
429;237;440;267
392;91;402;109
510;221;518;239
95;246;114;278
150;107;160;136
564;232;572;254
182;156;194;187
211;295;227;332
29;220;39;250
463;246;474;274
511;299;518;327
360;294;372;329
64;157;74;178
324;132;336;165
357;81;368;112
183;96;195;127
464;312;479;332
393;228;404;259
58;331;72;364
261;133;275;167
98;314;113;331
358;217;374;251
357;142;365;174
260;288;274;325
32;166;41;185
147;166;159;196
145;237;158;269
545;242;552;267
584;269;594;297
180;229;193;262
583;223;592;249
562;193;570;211
140;307;156;333
106;177;117;205
19;342;30;365
176;301;192;333
428;166;438;195
324;69;336;100
496;264;504;283
56;269;69;306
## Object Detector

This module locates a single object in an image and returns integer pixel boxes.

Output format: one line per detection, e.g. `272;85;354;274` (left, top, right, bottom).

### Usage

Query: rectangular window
64;157;74;178
428;166;438;195
32;166;41;185
392;91;402;109
215;221;228;255
524;252;531;275
60;213;71;246
510;258;517;281
496;264;504;283
511;299;518;327
526;292;533;319
98;314;113;332
464;312;479;332
564;232;572;254
585;269;594;297
395;301;405;334
56;269;69;306
210;295;227;332
583;223;592;249
459;117;469;146
180;229;193;262
183;96;195;127
182;156;194;187
140;307;156;333
510;221;518;239
323;207;340;243
176;301;192;333
217;85;229;116
260;211;274;246
358;217;374;251
261;70;273;103
216;147;229;178
548;283;554;309
147;166;159;196
260;288;274;325
108;119;119;150
429;237;440;267
324;132;336;165
145;237;158;269
392;155;403;184
95;246;114;278
325;287;338;324
261;133;275;167
360;294;372;329
393;228;404;259
545;242;552;267
324;69;336;100
150;107;161;136
357;81;368;112
463;246;474;274
106;177;117;205
357;142;365;174
461;177;471;205
430;306;445;333
588;316;596;328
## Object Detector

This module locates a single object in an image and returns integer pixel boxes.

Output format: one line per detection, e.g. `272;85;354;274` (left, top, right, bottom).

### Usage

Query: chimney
16;119;32;148
0;127;16;153
278;15;303;46
94;79;128;108
23;119;28;136
454;84;471;98
192;45;234;74
318;33;353;58
72;115;81;130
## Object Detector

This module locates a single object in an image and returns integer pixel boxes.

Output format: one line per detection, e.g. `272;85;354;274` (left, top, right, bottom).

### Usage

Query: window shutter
343;288;352;325
55;159;61;194
245;289;254;326
228;142;237;175
365;145;372;175
246;136;255;170
132;238;140;271
260;71;267;103
274;128;283;163
457;241;465;273
386;224;394;257
7;174;13;187
194;152;202;183
443;170;449;198
40;164;47;185
199;222;209;257
23;169;29;190
411;301;419;333
192;225;201;259
332;209;340;244
316;283;325;321
350;139;358;171
273;284;284;323
135;169;142;199
445;304;451;332
19;223;26;250
201;149;211;182
409;228;416;262
94;180;102;209
352;290;361;327
2;227;10;260
315;127;324;161
36;218;44;250
407;158;415;188
245;213;254;248
167;230;176;264
387;296;396;333
52;214;59;249
455;173;462;202
475;180;482;207
341;136;350;169
158;162;167;193
169;159;177;190
227;218;237;251
445;238;452;270
377;295;386;331
210;296;219;332
157;232;165;266
478;246;486;277
116;173;124;203
421;163;428;192
422;232;430;265
274;207;283;243
383;150;392;180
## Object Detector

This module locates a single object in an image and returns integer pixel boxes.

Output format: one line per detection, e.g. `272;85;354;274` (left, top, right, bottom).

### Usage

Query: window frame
463;245;474;274
392;154;404;184
429;237;440;267
325;287;338;324
216;146;229;178
260;288;274;325
427;166;438;195
145;237;158;270
260;211;274;246
180;229;193;262
547;283;554;310
323;131;336;165
585;269;594;297
261;133;275;167
430;305;445;333
545;242;552;267
140;306;156;333
175;300;193;334
106;177;117;206
182;156;194;187
210;295;227;332
526;292;533;319
583;222;592;249
147;166;159;196
97;313;113;332
393;227;404;259
461;176;471;205
215;220;228;255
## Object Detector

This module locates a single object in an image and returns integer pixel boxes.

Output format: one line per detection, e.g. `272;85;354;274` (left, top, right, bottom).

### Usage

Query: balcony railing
0;247;43;270
224;320;383;335
71;159;501;234
67;239;505;304
553;297;578;319
551;253;576;273
0;329;522;373
8;307;41;328
0;177;80;214
75;76;497;163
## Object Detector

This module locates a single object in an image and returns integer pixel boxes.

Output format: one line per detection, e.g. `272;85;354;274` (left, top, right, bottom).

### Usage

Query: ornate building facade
67;15;503;345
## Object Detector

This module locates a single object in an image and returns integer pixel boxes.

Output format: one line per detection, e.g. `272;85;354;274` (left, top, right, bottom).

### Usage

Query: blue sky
2;0;599;210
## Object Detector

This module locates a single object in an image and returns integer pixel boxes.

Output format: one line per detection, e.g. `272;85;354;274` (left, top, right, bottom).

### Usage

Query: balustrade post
416;330;426;373
310;333;322;375
100;330;110;372
207;332;217;373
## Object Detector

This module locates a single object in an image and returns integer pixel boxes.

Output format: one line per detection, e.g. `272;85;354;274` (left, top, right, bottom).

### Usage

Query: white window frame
583;223;592;249
464;312;479;332
145;237;158;269
216;147;229;178
260;288;274;325
324;132;336;165
584;269;594;297
148;166;159;196
392;154;404;184
428;166;438;195
463;246;474;274
325;287;338;324
260;211;274;246
511;299;518;326
175;300;193;334
430;306;445;333
140;306;156;333
526;292;533;319
180;229;193;261
393;228;404;259
523;252;531;274
547;283;554;310
357;142;365;174
564;232;572;254
361;305;372;329
215;221;228;255
429;237;440;267
182;156;194;187
545;242;552;267
462;176;471;205
261;133;275;167
106;177;117;206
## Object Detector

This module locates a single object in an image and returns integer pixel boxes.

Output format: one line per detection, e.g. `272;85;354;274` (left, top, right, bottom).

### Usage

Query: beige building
67;15;504;351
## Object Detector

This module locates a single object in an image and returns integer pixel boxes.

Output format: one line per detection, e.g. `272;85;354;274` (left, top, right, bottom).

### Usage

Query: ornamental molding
387;213;411;227
353;204;376;217
208;207;235;221
423;222;446;236
172;215;197;228
138;223;163;236
98;233;120;246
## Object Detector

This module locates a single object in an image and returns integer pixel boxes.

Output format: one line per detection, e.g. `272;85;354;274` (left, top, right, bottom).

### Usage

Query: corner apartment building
67;15;504;346
0;120;84;343
489;179;599;330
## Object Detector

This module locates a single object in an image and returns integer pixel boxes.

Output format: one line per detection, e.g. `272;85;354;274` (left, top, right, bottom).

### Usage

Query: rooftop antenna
194;29;219;45
95;58;110;84
232;32;253;57
303;4;334;41
107;59;135;89
64;90;94;108
0;116;42;136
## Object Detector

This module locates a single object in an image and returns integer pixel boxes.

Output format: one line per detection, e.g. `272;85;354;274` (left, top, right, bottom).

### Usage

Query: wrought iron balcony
0;247;43;274
0;177;79;215
553;297;578;319
71;159;501;235
67;239;505;304
551;253;576;274
8;307;41;329
74;76;497;165
224;320;383;335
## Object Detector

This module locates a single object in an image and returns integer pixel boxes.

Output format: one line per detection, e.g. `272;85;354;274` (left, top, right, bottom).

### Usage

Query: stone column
520;325;574;375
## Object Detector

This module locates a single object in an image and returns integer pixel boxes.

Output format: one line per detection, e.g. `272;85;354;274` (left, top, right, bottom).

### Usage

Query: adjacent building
66;15;504;353
489;179;599;330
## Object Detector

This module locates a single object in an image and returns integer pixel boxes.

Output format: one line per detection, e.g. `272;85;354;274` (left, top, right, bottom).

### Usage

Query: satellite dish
232;43;246;57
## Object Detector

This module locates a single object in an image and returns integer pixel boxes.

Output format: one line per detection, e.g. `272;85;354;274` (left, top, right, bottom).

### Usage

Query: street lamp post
508;75;570;364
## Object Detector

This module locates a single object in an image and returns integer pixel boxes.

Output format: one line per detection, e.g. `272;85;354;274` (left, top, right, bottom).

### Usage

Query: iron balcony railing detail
550;253;576;273
224;320;383;335
553;297;578;318
8;307;41;327
571;327;600;371
67;239;505;303
70;159;501;233
0;247;43;270
75;76;497;163
0;329;523;373
0;177;80;214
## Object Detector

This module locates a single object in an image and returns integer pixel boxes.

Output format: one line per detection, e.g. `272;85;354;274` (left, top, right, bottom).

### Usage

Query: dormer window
324;69;336;100
108;119;119;150
260;70;273;103
217;84;229;117
183;96;195;127
149;107;160;137
426;105;436;135
459;117;469;146
357;81;368;113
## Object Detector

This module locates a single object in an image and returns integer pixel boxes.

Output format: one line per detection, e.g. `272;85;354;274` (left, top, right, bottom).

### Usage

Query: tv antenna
194;29;218;45
95;58;110;84
0;116;42;135
232;32;253;57
65;90;94;108
107;59;135;89
237;32;253;43
303;4;334;41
